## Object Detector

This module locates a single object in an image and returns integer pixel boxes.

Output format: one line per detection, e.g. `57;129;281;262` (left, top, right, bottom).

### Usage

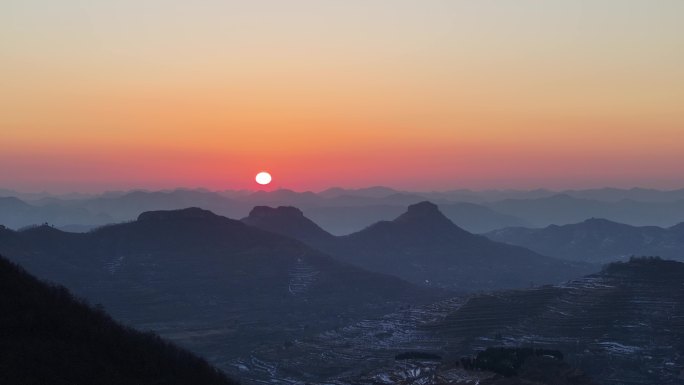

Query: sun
255;171;272;185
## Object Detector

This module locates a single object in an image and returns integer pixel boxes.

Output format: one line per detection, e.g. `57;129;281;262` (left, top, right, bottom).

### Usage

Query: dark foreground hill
486;218;684;263
0;208;441;373
0;254;235;385
243;202;594;291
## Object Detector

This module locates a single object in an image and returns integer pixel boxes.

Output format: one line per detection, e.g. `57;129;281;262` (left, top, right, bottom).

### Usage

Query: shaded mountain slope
243;202;593;291
242;258;682;385
486;218;684;263
0;208;441;373
242;205;337;246
0;254;235;385
429;257;684;385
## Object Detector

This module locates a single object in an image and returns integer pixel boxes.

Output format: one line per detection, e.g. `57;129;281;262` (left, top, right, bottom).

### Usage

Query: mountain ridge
243;201;594;291
486;218;684;262
0;207;443;374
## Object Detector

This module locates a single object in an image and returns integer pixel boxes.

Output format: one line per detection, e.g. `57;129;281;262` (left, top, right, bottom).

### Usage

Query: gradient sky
2;1;683;192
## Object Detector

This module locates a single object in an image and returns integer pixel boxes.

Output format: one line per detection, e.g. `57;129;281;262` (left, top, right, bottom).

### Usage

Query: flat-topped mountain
0;254;235;385
243;201;594;291
242;205;336;245
486;218;684;262
0;207;441;374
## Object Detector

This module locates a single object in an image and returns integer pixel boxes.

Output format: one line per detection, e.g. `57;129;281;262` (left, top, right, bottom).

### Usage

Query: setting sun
255;172;272;185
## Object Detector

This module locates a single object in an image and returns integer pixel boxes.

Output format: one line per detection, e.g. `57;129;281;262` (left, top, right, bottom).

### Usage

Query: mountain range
0;196;113;230
242;202;594;291
0;207;441;372
2;189;524;234
2;195;681;384
486;193;684;228
487;218;684;263
5;187;684;235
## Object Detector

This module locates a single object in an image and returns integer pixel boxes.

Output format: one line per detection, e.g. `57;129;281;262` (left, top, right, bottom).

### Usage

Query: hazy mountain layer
0;196;112;229
6;187;684;234
1;189;527;234
486;218;684;263
486;194;684;228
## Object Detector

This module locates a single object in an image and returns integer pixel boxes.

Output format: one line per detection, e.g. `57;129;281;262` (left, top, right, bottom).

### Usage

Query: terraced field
231;258;684;385
228;298;466;383
431;262;684;384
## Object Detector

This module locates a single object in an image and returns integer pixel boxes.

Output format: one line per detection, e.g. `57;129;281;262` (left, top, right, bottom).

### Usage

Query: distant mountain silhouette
419;187;684;204
486;194;684;228
1;188;529;235
0;207;441;373
559;187;684;203
0;254;235;385
6;187;684;236
303;202;527;235
318;186;402;198
237;188;325;207
0;196;111;229
243;201;594;291
326;192;429;208
486;218;684;263
417;188;557;203
429;257;684;385
77;190;244;221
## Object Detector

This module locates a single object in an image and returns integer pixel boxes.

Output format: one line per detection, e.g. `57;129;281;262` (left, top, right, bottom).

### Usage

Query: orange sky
1;1;683;192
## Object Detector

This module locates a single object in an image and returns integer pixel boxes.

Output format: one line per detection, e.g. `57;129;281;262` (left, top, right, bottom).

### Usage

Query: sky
1;0;683;192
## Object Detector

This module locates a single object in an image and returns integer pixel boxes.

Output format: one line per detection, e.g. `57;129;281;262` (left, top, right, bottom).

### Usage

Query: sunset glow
1;1;683;192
